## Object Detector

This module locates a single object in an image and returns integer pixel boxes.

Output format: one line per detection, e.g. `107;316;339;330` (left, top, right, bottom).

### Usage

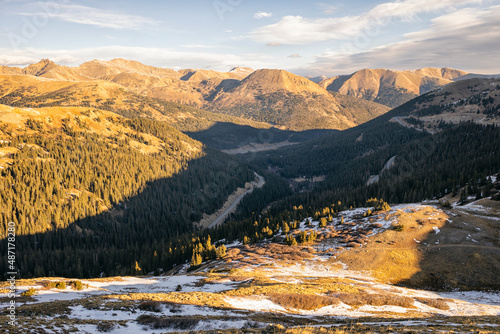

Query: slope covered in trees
0;106;255;277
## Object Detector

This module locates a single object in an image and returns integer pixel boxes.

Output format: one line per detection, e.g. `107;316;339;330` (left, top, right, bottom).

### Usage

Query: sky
0;0;499;76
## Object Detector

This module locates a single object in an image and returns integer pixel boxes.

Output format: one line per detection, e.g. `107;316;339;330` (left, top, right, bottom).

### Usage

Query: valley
0;58;499;334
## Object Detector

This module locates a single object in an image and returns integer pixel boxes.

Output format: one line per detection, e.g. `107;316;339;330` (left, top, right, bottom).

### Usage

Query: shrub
415;297;450;310
72;280;84;290
21;287;37;297
55;281;66;290
175;284;182;291
97;322;115;332
440;201;452;209
269;293;338;310
165;303;182;313
366;198;391;211
307;230;318;243
136;315;199;330
393;224;405;232
380;202;392;211
138;300;162;312
297;231;308;243
285;234;297;246
44;281;57;289
319;217;328;228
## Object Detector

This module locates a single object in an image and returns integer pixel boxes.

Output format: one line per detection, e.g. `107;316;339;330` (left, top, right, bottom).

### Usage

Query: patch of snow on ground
225;296;287;313
439;291;500;307
68;303;241;322
357;304;408;314
69;305;134;321
303;302;374;317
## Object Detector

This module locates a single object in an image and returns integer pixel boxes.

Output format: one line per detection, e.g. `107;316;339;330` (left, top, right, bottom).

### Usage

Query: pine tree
190;252;202;267
215;245;227;259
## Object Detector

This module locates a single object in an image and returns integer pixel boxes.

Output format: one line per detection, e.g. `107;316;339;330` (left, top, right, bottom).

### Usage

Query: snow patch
225;296;287;313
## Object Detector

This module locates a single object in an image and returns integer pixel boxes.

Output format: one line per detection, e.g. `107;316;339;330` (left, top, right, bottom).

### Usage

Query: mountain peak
240;69;326;95
22;59;58;77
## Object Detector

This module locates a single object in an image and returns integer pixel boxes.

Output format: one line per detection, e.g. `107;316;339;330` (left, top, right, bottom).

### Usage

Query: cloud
266;42;281;47
249;0;483;44
303;5;500;75
288;53;301;58
179;45;216;49
0;46;274;71
253;11;273;19
19;2;160;30
316;3;337;15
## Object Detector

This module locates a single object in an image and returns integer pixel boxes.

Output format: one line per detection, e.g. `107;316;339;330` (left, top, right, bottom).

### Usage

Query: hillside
1;201;499;333
319;67;469;108
392;77;500;129
0;72;277;133
253;77;500;192
242;78;500;283
0;104;258;277
208;69;390;131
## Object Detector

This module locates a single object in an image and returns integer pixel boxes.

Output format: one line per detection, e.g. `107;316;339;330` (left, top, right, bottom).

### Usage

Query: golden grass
268;293;338;310
223;278;360;297
106;291;228;308
329;292;414;308
336;206;449;284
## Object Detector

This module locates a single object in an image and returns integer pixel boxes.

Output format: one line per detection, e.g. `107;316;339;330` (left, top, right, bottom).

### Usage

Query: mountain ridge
0;59;391;131
319;67;470;108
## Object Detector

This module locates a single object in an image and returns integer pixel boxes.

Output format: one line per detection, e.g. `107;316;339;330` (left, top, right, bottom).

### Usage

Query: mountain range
318;67;470;108
0;59;391;131
5;59;495;132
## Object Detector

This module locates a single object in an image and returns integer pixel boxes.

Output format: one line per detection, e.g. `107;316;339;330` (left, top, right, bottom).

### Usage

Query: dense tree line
0;118;254;278
251;121;500;222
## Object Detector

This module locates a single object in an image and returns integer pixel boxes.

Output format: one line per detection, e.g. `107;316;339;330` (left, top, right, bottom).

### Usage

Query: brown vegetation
268;293;338;310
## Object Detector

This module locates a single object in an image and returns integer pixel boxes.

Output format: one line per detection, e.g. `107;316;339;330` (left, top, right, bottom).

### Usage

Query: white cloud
266;42;281;47
249;0;484;44
179;45;216;49
316;3;337;15
0;46;274;71
288;53;301;58
303;5;500;75
19;2;160;30
253;11;273;19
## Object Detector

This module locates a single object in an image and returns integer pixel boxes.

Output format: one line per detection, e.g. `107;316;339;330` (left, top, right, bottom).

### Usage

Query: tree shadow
398;205;500;291
185;122;336;150
0;152;254;279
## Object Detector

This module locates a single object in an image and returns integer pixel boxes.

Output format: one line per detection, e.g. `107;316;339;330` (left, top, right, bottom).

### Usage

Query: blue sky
0;0;499;76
